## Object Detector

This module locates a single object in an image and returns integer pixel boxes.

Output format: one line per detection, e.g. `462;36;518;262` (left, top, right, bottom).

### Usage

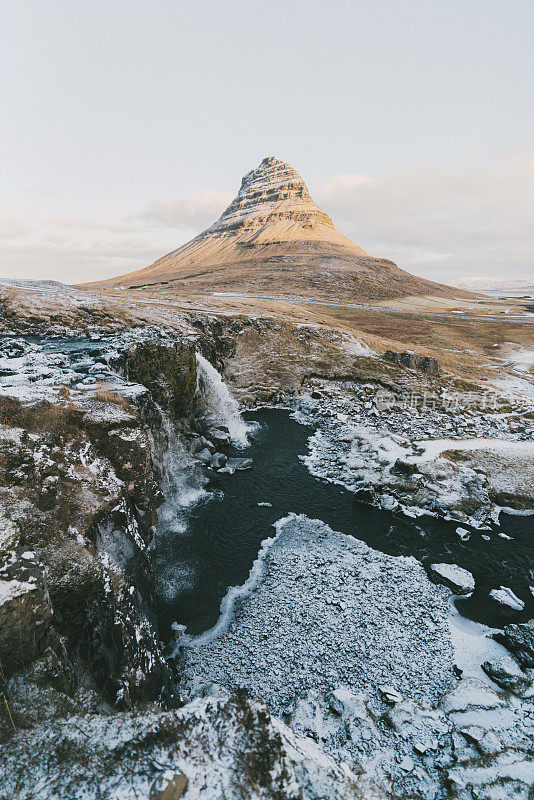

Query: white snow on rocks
0;507;20;554
294;380;534;527
0;577;37;604
0;689;368;800
429;563;475;595
182;514;454;712
490;586;526;612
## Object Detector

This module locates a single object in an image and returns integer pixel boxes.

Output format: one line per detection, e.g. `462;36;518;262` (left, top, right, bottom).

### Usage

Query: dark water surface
155;408;533;637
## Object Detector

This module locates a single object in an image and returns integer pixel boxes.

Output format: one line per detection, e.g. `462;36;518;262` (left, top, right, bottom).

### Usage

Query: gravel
182;514;455;713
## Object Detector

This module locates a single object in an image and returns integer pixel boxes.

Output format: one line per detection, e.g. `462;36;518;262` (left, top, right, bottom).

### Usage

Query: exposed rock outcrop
0;556;52;675
494;620;534;667
0;338;198;708
125;341;197;418
0;689;378;800
428;563;475;595
384;350;440;375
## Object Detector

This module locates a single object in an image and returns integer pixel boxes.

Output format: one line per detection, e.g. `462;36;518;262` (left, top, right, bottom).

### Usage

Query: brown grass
93;383;132;411
0;396;84;438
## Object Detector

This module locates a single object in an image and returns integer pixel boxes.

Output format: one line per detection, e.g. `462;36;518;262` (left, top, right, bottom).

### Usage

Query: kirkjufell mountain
88;157;465;301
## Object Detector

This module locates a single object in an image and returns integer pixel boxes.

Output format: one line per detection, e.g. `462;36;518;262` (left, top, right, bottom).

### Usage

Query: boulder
428;563;475;595
149;771;188;800
218;458;253;475
379;685;403;704
0;563;52;675
481;658;530;693
191;436;215;455
208;427;231;446
384;350;440;375
494;620;534;667
392;458;419;476
456;527;470;541
209;452;227;470
489;586;525;612
195;448;213;465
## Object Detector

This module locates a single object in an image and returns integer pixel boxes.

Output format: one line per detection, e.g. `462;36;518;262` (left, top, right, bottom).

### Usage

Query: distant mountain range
85;157;470;302
454;277;534;294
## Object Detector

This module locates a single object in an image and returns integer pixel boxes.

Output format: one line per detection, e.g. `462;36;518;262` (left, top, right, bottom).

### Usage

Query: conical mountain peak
88;156;454;303
205;156;340;241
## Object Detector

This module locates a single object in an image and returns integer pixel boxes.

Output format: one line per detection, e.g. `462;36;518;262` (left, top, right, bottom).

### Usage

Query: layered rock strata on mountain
86;157;462;301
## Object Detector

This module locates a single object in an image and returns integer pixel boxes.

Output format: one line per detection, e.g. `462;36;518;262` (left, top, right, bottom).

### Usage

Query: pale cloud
0;219;35;239
140;190;233;229
311;146;534;284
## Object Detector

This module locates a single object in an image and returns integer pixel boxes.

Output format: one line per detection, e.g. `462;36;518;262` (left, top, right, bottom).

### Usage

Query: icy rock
208;427;231;445
149;770;188;800
481;657;530;693
209;452;227;470
218;458;253;474
441;677;503;716
326;686;362;717
428;563;475;595
489;586;525;612
494;620;534;668
455;527;470;541
192;436;216;455
399;755;414;772
393;458;420;476
385;698;450;752
380;494;399;511
379;685;403;704
195;447;213;465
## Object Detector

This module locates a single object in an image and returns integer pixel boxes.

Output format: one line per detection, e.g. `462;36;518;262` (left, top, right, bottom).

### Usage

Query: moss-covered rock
125;342;197;418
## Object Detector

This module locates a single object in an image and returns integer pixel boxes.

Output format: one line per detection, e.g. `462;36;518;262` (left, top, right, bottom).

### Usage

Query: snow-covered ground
293;378;533;528
179;514;534;800
182;514;455;710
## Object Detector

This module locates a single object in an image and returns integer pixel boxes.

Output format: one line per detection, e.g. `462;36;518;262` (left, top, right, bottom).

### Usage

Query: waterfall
195;353;251;447
157;409;207;515
150;407;207;604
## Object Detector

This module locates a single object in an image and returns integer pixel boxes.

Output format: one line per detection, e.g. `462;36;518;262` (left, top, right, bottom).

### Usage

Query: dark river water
155;408;534;637
5;336;531;636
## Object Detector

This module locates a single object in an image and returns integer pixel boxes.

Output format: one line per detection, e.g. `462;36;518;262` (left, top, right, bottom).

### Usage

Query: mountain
85;157;467;301
455;277;534;295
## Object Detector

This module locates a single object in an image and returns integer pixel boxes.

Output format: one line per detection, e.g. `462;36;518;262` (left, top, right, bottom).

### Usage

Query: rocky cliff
0;338;198;717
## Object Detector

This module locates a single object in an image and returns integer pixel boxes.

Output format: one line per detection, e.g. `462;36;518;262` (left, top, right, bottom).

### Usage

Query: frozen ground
181;514;454;711
180;514;534;800
0;326;191;404
0;689;370;800
294;378;534;527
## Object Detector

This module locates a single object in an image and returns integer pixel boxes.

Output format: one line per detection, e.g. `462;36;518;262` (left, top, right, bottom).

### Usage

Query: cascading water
156;408;207;518
195;353;252;447
150;360;254;627
150;407;207;606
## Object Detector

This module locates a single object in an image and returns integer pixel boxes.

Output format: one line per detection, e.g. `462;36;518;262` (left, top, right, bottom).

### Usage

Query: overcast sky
1;0;533;286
